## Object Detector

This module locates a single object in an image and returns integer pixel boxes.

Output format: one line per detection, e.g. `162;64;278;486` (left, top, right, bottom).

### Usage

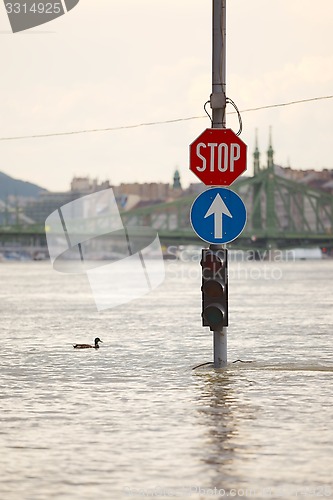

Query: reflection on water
194;369;258;488
198;373;238;466
193;364;333;498
0;260;332;499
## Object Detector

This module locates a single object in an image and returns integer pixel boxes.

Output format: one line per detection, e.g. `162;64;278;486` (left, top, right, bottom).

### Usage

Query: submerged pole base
213;328;227;368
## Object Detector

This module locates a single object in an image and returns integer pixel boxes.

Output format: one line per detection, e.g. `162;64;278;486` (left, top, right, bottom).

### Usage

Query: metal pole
214;328;227;366
211;0;227;368
212;0;226;128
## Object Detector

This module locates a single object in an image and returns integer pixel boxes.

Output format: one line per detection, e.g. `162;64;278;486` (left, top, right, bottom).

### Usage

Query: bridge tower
253;128;260;175
252;129;262;230
265;127;276;237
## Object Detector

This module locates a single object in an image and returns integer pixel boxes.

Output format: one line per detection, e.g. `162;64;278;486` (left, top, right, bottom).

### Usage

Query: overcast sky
0;0;332;192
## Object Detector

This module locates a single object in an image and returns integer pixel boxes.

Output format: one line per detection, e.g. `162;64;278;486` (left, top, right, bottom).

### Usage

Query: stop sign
189;128;247;186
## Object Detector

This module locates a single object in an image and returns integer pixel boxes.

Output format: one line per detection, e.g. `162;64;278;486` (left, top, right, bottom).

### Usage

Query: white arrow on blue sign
190;187;247;244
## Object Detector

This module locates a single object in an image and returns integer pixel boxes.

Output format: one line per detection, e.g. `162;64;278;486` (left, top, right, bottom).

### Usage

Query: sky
0;0;332;192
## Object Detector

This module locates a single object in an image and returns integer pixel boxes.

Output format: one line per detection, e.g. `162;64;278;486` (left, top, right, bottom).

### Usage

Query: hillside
0;171;47;200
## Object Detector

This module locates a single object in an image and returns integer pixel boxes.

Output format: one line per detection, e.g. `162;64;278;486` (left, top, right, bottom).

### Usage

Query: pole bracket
210;92;226;109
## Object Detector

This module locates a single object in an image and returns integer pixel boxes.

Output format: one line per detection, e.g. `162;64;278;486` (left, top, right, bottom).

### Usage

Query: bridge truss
122;168;333;249
1;169;333;251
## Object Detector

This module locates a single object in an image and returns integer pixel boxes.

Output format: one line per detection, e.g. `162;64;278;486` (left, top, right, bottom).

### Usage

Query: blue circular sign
190;187;247;244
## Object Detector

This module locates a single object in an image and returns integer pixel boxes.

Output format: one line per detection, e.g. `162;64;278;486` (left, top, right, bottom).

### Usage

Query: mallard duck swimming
73;337;103;349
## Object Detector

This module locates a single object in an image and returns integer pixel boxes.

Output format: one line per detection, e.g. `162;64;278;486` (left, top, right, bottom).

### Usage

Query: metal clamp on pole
210;92;226;110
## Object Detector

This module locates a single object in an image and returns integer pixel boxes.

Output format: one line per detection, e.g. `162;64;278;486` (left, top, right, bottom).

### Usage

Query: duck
73;337;103;349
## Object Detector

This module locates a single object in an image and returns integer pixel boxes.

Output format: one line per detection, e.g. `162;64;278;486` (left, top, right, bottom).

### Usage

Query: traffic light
201;248;228;331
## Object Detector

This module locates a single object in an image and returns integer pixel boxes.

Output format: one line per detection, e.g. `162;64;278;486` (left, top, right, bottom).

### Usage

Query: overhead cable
0;94;332;142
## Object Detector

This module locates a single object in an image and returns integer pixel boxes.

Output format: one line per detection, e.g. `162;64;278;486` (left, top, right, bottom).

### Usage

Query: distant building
187;183;206;196
24;191;80;224
70;177;110;193
23;177;111;224
113;182;170;202
280;167;333;193
114;169;186;207
21;170;188;222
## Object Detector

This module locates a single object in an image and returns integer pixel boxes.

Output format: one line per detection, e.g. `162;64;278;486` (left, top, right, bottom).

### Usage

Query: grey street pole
212;0;226;128
211;0;227;368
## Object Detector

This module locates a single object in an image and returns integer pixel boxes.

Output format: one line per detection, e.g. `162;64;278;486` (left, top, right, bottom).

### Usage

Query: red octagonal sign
189;128;247;186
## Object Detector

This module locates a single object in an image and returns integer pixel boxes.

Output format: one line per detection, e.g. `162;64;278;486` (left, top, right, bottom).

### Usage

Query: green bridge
1;139;333;252
122;165;333;249
1;168;333;252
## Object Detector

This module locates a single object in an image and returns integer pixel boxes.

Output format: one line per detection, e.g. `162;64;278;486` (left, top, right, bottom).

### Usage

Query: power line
236;95;333;113
0;94;332;142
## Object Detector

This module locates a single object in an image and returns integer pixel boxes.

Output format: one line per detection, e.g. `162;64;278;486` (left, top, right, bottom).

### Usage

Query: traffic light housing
201;248;228;331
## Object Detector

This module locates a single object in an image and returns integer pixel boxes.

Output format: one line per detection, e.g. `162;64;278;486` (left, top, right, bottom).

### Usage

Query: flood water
0;257;332;499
